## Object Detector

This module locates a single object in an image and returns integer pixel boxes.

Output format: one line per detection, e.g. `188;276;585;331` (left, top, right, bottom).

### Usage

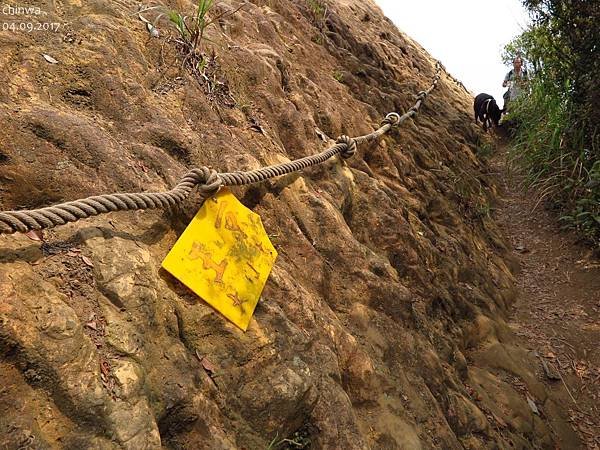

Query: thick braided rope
219;137;356;187
0;168;221;234
0;62;442;235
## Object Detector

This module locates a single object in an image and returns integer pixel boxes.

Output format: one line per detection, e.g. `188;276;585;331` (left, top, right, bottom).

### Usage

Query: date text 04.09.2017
2;21;61;32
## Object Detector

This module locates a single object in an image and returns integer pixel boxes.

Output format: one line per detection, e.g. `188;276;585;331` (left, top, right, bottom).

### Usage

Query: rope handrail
0;62;442;235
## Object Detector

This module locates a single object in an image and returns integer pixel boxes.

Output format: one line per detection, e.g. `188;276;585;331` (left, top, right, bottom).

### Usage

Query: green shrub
503;1;599;246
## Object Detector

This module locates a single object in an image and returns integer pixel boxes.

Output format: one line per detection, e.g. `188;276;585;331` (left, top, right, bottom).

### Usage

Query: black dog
474;93;502;131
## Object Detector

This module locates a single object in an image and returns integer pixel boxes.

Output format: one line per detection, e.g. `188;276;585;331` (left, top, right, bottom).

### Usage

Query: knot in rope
191;167;222;197
336;135;357;159
416;90;427;100
381;112;400;126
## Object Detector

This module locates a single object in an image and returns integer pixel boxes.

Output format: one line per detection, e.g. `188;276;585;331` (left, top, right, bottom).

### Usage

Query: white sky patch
374;0;530;105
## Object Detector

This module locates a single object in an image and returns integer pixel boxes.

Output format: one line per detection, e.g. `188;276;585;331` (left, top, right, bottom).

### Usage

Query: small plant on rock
161;0;245;76
147;0;246;104
307;0;327;20
168;0;245;73
168;0;213;69
306;0;328;43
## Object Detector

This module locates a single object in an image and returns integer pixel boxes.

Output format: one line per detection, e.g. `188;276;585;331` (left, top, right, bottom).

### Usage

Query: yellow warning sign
161;189;277;331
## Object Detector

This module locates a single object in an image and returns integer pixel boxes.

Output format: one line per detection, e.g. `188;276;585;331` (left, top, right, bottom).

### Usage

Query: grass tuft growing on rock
164;0;245;75
306;0;328;43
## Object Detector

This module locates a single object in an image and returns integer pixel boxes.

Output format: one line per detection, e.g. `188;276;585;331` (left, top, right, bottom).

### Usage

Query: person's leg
503;91;510;112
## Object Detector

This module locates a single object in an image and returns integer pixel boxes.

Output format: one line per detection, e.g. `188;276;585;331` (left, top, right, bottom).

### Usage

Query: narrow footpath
492;142;600;449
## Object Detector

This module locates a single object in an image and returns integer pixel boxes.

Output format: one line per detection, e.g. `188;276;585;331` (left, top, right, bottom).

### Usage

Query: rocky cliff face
0;1;577;449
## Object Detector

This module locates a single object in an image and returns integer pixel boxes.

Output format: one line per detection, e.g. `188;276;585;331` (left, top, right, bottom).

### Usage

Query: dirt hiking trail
492;140;600;449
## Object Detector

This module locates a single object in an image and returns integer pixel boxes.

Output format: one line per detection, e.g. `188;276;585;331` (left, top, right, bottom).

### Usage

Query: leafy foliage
504;0;600;245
